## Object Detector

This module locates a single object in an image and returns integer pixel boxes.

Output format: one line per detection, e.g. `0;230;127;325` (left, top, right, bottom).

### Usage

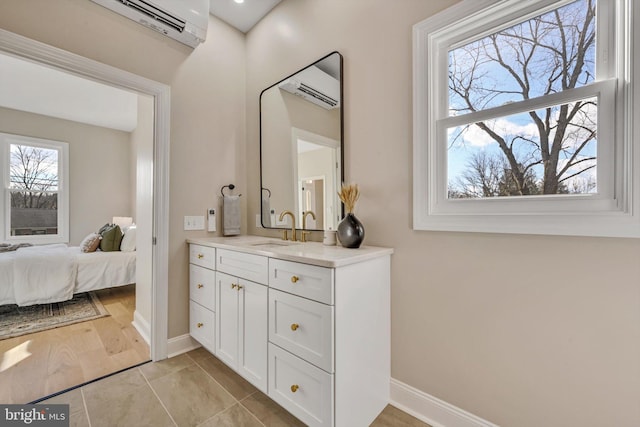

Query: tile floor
41;347;430;427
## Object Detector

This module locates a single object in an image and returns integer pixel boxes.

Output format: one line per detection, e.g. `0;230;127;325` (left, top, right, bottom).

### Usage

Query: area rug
0;292;110;340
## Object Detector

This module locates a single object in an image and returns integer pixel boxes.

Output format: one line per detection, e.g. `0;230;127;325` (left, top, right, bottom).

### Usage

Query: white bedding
13;244;76;306
74;248;136;294
0;245;136;306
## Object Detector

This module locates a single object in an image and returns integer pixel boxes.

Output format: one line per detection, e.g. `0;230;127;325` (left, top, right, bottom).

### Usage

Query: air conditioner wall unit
278;66;341;110
91;0;208;48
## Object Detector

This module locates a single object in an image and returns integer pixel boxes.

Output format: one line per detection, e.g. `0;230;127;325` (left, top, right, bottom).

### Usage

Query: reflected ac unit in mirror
90;0;208;48
278;66;340;110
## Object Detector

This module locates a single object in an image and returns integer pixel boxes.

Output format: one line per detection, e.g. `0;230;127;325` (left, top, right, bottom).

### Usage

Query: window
0;133;69;244
413;0;640;237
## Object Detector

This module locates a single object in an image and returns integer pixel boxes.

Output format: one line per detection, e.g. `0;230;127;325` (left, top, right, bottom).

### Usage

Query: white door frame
291;127;340;230
0;29;170;360
297;175;326;229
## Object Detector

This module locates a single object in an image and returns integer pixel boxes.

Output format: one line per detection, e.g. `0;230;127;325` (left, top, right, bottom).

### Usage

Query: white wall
0;106;133;245
245;1;640;426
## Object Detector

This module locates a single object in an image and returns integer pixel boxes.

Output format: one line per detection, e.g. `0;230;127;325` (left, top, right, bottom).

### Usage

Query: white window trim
413;0;640;238
1;133;69;244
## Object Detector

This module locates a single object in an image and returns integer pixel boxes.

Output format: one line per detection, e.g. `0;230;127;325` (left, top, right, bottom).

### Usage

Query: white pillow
120;225;136;252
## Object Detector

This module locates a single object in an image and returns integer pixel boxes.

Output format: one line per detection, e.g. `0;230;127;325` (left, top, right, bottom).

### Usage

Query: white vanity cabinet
188;237;392;427
215;249;269;392
188;245;216;353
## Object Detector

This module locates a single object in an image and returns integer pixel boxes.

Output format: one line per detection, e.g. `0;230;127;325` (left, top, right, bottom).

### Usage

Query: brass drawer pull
291;276;299;283
290;323;299;331
197;253;204;259
290;384;299;393
197;322;203;328
197;284;204;289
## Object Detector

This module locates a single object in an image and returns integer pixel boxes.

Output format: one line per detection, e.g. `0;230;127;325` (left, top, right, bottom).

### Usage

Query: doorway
291;127;340;230
0;28;169;401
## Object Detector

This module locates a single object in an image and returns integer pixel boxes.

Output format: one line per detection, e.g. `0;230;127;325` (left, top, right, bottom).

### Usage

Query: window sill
413;212;640;238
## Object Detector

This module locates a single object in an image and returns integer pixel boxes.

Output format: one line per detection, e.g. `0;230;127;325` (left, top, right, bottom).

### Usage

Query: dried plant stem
338;183;360;213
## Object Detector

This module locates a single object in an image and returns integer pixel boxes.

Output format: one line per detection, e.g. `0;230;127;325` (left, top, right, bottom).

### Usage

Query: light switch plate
184;215;205;230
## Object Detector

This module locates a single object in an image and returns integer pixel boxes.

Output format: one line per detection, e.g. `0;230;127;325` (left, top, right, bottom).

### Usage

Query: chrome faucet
278;210;297;241
301;210;316;242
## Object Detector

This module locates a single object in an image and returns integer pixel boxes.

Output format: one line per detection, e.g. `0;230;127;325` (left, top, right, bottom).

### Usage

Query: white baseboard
167;333;201;358
132;310;150;345
390;378;499;427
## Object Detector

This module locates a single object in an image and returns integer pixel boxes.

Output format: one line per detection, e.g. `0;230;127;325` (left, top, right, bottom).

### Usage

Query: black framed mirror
259;51;343;231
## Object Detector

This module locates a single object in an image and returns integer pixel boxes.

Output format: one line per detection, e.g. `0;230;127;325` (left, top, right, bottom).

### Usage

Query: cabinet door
190;244;216;269
190;301;215;353
189;264;215;311
269;259;333;305
268;343;333;427
269;289;334;373
216;272;239;369
217;249;268;284
238;279;268;393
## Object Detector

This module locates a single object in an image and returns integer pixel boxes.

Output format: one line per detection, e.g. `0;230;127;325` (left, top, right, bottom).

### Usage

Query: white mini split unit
91;0;208;48
279;66;341;110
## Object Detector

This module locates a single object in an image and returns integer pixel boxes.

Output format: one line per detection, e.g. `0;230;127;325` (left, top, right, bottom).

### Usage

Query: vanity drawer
268;343;333;427
189;264;215;311
269;289;334;373
190;244;216;269
217;249;268;284
190;300;215;354
269;259;333;305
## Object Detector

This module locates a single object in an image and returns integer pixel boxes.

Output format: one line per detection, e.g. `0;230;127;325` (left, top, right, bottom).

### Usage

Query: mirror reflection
260;52;343;232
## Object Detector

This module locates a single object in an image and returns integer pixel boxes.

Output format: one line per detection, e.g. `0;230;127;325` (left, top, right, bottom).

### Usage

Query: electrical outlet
184;215;205;230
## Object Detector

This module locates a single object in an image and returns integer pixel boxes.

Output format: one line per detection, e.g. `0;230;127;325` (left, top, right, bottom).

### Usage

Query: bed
0;244;136;307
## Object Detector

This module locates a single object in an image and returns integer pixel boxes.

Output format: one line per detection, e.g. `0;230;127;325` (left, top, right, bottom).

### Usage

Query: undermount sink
250;241;298;248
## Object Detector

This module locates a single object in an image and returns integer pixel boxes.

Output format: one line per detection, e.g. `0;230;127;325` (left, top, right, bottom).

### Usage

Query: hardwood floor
0;284;150;404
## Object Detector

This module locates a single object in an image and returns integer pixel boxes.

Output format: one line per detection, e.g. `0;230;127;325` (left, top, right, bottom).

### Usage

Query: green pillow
99;224;123;252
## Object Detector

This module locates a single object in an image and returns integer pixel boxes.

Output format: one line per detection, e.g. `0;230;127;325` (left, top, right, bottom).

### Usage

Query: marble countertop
186;235;393;268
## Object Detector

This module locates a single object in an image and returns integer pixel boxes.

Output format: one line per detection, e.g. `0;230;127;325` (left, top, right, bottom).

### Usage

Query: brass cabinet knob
290;384;299;393
237;284;244;290
291;276;299;283
231;283;237;289
197;253;204;259
291;323;299;331
197;322;203;328
197;284;204;289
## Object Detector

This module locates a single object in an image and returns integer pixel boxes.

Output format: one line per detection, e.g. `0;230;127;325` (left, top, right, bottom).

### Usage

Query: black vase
337;213;365;248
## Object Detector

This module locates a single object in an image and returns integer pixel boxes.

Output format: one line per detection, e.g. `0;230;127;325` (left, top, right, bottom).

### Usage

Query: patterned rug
0;292;110;340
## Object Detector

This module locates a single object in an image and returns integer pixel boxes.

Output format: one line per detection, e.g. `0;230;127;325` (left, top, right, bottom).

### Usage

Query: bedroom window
413;0;640;237
1;133;69;244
